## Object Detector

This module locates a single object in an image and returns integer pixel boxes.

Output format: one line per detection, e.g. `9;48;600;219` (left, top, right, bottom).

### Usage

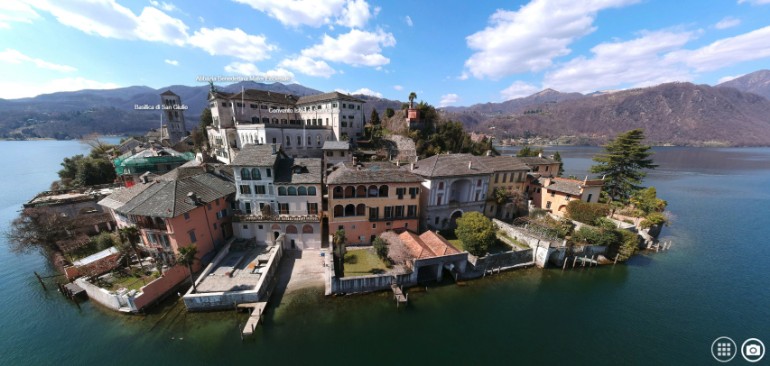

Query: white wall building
230;144;323;250
207;88;365;163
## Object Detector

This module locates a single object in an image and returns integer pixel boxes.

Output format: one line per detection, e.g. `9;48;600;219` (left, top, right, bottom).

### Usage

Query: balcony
135;218;167;231
234;213;320;223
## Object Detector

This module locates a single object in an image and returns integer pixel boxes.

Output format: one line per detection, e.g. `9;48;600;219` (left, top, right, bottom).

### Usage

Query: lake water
1;141;769;365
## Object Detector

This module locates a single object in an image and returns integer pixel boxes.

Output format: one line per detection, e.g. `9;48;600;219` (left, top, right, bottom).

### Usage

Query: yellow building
326;162;423;244
480;156;530;220
535;177;604;216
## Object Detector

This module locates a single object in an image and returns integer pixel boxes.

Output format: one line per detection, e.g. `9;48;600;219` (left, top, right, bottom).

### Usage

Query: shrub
566;200;610;224
572;227;621;247
612;230;639;261
455;212;495;257
594;217;617;230
640;212;667;229
372;237;389;261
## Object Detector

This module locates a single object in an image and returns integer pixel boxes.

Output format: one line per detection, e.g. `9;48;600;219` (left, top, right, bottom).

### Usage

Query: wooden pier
240;302;268;337
391;284;407;307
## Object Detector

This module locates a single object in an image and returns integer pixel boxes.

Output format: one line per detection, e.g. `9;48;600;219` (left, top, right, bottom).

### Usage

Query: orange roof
398;231;461;259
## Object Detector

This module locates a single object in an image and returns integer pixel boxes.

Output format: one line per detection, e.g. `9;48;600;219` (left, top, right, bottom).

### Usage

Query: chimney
271;144;277;155
468;161;473;170
396;160;400;167
538;152;543;158
187;192;200;205
410;163;415;171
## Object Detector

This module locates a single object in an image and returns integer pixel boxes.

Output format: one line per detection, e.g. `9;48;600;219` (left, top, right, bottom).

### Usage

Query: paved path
276;249;328;295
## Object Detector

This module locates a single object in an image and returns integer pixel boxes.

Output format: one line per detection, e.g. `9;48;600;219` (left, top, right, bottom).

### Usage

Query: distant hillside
717;70;770;100
0;82;322;140
350;94;404;120
460;82;770;146
443;88;585;115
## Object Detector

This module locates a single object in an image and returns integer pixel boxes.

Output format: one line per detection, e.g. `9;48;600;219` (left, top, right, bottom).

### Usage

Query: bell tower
160;90;186;145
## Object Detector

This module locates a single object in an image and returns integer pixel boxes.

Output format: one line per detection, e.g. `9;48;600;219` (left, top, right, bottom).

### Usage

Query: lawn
343;248;389;277
103;270;157;292
443;232;513;255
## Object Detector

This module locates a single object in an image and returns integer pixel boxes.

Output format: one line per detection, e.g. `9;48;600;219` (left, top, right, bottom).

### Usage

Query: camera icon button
741;338;765;363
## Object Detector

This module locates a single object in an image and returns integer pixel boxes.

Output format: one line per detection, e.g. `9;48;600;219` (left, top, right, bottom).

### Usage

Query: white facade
420;175;490;231
207;90;365;163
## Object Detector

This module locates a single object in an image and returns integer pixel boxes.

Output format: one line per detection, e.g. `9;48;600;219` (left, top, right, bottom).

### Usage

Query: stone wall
463;249;533;279
330;272;415;294
75;278;127;311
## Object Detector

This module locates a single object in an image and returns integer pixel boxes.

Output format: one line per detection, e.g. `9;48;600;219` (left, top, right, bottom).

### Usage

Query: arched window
262;117;269;123
302;225;314;234
368;185;378;197
344;186;354;198
286;225;298;234
356;204;366;216
345;204;355;216
285;135;291;146
298;186;307;196
356;185;367;197
317;135;321;146
240;168;251;180
334;205;343;217
288;187;297;196
278;187;287;196
307;186;317;196
333;186;343;198
379;185;389;197
252;168;261;180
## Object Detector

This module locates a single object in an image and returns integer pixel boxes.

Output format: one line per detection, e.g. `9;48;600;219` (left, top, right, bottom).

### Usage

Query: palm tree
176;245;198;293
118;226;146;272
408;92;417;107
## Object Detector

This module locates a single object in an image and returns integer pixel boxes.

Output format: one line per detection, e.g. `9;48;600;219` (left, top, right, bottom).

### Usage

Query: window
298;186;307;196
545;166;550;172
395;206;404;218
587;194;593;202
372;224;376;229
384;206;394;219
297;136;302;146
255;185;266;195
407;205;417;217
251;168;261;180
396;188;405;199
495;174;499;183
437;194;443;206
286;136;291;146
435;217;439;225
244;202;251;214
550;191;555;197
307;203;318;215
477;179;482;187
342;103;347;108
409;187;418;199
278;203;289;215
261;105;268;109
188;230;197;243
438;182;444;190
369;207;379;219
239;185;251;194
183;213;190;220
332;103;337;108
475;192;480;201
288;187;297;196
308;186;317;196
272;137;277;144
240;168;251;180
546;201;552;209
278;187;286;196
308;136;312;146
250;103;258;109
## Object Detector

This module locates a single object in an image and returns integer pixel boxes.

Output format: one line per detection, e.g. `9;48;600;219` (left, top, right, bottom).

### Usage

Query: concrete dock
241;302;268;336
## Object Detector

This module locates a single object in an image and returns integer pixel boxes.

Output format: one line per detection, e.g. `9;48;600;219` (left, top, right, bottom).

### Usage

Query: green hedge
566;200;610;225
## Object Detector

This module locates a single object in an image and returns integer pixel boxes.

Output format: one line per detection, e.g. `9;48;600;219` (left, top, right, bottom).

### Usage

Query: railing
234;213;320;223
135;220;167;231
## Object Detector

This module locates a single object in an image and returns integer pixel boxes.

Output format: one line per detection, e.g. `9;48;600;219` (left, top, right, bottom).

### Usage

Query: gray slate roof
297;92;364;105
104;171;234;218
408;154;493;178
545;179;583;196
230;144;281;166
516;156;557;167
274;158;322;184
326;162;424;185
321;140;350;150
478;156;530;172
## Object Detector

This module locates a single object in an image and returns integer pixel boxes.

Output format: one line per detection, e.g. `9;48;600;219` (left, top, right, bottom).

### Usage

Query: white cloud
667;25;770;72
438;93;460;107
224;62;295;82
0;48;76;72
715;16;741;30
393;85;403;91
279;56;337;77
164;59;179;66
405;15;413;27
464;0;639;80
0;77;120;99
351;88;381;97
301;29;396;67
0;0;40;28
500;81;539;100
717;75;738;84
738;0;770;4
149;1;178;12
27;0;189;46
189;27;276;62
336;0;372;28
544;30;694;93
233;0;373;28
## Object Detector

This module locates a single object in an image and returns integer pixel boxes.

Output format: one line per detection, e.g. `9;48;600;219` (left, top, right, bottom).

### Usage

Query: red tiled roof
398;231;460;259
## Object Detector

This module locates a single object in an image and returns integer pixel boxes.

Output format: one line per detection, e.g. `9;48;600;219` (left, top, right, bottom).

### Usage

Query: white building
407;154;492;231
230;144;323;250
207;88;365;163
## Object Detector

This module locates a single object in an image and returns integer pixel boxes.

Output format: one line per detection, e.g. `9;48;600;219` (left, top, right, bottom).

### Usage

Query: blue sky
2;0;770;106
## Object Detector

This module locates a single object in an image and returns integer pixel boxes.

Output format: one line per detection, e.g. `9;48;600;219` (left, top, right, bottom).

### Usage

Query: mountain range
1;70;769;146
